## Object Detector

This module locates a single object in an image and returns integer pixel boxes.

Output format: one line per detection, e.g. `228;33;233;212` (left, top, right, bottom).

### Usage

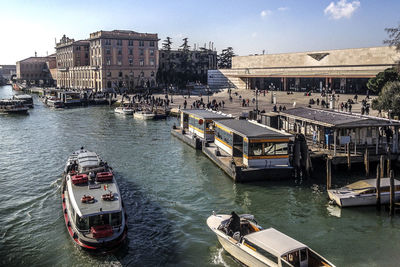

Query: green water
0;85;399;266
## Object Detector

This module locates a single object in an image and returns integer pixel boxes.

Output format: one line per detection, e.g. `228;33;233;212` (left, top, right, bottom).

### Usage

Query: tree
218;47;235;69
372;81;400;116
367;68;400;93
384;23;400;52
162;37;172;51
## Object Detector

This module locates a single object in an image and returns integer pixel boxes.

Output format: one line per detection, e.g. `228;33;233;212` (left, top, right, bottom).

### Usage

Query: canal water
0;85;399;266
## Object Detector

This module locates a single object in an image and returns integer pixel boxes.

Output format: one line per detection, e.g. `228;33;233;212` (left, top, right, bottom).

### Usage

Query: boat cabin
13;95;33;108
243;228;332;267
180;109;233;141
214;119;293;168
57;91;81;105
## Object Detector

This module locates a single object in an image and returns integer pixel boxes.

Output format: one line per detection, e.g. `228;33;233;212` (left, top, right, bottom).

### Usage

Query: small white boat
114;106;134;115
45;96;64;108
207;212;335;267
133;110;155;120
328;178;400;207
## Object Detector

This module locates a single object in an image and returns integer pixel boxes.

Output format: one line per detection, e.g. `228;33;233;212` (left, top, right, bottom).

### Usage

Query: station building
209;46;400;94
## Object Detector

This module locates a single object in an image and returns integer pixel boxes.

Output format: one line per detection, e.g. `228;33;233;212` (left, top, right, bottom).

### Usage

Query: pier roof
182;109;232;120
280;107;400;128
215;119;291;139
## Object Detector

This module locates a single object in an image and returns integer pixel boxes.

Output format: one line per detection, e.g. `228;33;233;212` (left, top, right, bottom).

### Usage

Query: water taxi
0;99;29;114
328;178;400;207
207;212;335;267
134;110;155;120
114;106;134;115
61;148;127;252
44;96;64;108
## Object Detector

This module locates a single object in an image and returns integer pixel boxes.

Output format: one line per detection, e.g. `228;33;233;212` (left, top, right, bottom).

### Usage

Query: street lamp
207;85;210;105
170;84;173;103
255;87;258;113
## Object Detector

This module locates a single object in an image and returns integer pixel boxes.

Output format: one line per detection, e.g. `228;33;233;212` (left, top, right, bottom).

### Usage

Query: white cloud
260;10;272;18
324;0;360;19
278;7;288;11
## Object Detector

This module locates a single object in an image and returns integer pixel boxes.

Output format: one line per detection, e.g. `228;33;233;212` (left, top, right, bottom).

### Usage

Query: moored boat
133;110;155;120
0;99;29;114
13;94;34;108
45;96;64;108
207;212;335;267
115;106;134;115
61;148;127;252
328;178;400;207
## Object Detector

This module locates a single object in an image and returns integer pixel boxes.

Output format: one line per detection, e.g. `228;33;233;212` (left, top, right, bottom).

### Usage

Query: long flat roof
245;228;306;256
280;107;400;128
182;109;232;120
215;119;291;139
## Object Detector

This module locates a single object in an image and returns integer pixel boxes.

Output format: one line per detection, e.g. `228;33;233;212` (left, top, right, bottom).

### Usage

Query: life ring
102;193;114;201
81;195;95;203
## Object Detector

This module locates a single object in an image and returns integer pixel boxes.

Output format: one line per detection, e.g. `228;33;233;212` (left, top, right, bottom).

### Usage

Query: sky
0;0;399;64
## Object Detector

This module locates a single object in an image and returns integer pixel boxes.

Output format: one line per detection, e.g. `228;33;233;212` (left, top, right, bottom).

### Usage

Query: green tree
384;23;400;51
217;47;235;69
372;81;400;115
162;37;172;51
367;68;400;93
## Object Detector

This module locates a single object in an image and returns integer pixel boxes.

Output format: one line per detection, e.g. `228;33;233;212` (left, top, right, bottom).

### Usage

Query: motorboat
328;178;400;207
115;106;134;115
61;148;127;252
0;99;29;114
13;94;33;108
133;110;155;120
207;212;335;267
44;96;64;108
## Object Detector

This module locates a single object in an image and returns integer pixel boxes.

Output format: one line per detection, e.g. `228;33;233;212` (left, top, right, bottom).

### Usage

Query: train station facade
211;46;399;94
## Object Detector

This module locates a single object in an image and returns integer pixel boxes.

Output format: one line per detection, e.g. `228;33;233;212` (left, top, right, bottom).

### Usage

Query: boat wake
211;247;230;267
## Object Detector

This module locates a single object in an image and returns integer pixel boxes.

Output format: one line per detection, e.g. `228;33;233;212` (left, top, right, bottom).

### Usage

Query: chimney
35;51;37;57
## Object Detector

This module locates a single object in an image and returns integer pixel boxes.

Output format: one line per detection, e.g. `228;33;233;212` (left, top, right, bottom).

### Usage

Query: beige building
212;46;400;93
56;30;159;91
16;55;56;86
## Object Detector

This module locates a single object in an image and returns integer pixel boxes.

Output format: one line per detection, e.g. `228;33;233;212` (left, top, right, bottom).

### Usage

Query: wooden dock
171;128;202;150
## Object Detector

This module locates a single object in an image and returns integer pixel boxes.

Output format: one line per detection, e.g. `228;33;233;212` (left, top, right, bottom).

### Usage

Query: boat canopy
244;228;307;257
77;151;100;169
346;178;400;190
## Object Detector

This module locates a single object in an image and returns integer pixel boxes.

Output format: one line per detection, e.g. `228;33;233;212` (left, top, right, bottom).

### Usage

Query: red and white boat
61;148;127;252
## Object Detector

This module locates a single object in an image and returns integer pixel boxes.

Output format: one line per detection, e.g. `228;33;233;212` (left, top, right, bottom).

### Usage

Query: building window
161;53;164;58
151;71;154;77
129;58;133;66
106;49;111;55
150;49;154;56
128;40;133;46
117;39;122;46
129;48;133;55
106;57;111;65
107;81;112;88
85;53;88;58
150;58;155;66
129;70;134;76
140;71;144;77
107;71;111;77
139;40;144;47
105;39;111;45
118;49;122;55
139;59;144;66
117;57;122;65
139;49;144;56
150;41;155;47
119;71;123;77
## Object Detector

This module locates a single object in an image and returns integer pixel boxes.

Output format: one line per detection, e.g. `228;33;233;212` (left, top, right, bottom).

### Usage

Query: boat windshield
76;211;122;231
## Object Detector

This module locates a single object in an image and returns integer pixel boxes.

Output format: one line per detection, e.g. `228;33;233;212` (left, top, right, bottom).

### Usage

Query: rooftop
215;119;291;139
280;107;400;128
182;109;232;120
245;228;306;256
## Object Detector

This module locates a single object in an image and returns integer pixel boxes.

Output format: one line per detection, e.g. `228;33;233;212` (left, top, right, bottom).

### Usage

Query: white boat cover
244;228;306;256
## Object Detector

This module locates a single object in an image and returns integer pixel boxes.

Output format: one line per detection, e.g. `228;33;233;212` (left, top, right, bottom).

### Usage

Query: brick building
16;55;56;86
56;30;159;91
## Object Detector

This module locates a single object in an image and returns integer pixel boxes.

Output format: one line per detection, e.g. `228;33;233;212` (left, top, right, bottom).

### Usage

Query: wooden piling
364;149;369;177
376;165;381;210
390;170;395;216
387;148;391;178
347;143;351;170
326;158;332;190
380;155;385;180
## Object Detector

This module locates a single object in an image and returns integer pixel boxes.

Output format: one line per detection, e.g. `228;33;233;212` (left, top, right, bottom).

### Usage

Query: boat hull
328;190;400;207
133;113;155;120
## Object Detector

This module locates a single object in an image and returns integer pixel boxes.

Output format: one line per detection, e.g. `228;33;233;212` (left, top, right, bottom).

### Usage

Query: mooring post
376;165;381;210
390;170;395;216
347;143;351;170
380;155;385;179
364;148;369;177
387;148;391;178
326;158;332;190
